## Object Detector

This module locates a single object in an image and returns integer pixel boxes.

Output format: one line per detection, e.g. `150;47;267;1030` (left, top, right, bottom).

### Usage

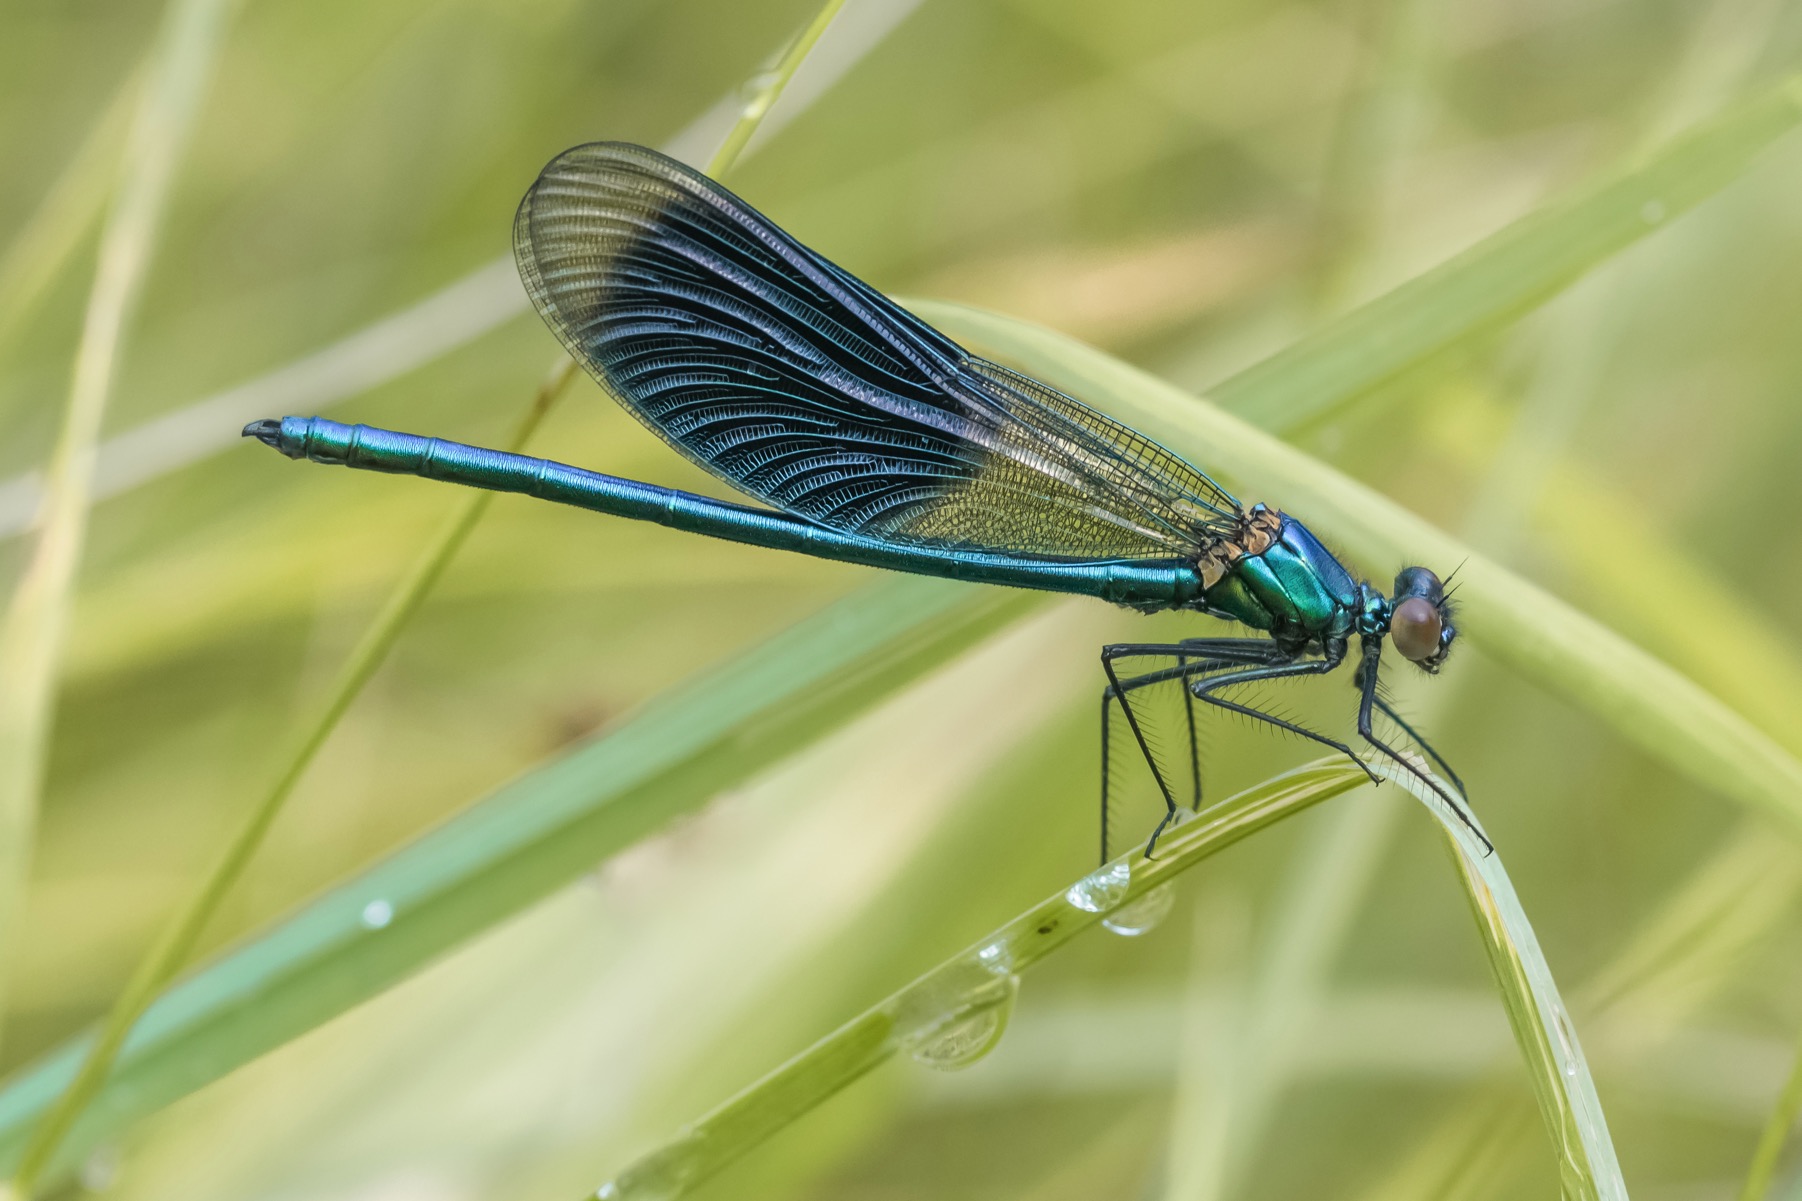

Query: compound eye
1390;596;1443;662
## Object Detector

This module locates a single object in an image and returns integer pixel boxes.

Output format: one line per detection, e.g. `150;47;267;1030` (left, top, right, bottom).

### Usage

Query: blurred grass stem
1165;0;1442;1190
1738;1033;1802;1201
708;0;847;178
0;70;139;351
1;44;1796;1179
0;0;231;1074
4;359;572;1199
2;0;849;1191
1303;0;1436;316
590;761;1370;1201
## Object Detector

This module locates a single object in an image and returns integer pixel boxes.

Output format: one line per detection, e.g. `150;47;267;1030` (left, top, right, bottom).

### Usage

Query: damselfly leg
1353;637;1489;853
1100;639;1377;861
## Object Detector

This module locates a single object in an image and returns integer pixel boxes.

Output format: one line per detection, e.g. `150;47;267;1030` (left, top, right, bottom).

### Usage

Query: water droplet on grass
595;1134;705;1201
739;71;782;118
360;898;394;929
1066;862;1130;912
1103;883;1175;936
905;975;1019;1070
80;1144;121;1192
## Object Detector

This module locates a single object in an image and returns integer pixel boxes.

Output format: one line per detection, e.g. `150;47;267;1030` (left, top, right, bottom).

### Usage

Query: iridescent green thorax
1198;507;1361;646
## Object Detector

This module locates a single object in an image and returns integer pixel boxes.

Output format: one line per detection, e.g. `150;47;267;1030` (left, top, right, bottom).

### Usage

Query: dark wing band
513;141;1240;563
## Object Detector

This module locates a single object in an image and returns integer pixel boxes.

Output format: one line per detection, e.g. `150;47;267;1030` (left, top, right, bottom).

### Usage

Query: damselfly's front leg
1353;636;1489;853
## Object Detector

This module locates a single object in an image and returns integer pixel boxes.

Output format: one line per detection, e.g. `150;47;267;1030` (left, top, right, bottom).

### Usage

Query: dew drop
1065;862;1131;913
80;1144;122;1192
1102;882;1175;937
976;940;1013;975
905;975;1019;1071
597;1134;705;1201
738;70;783;119
361;898;394;929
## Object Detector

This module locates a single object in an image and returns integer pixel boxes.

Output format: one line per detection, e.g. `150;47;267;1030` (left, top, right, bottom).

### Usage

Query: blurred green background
5;0;1802;1197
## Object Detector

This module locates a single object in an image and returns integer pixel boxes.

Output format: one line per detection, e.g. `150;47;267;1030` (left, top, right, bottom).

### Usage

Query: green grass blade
1737;1030;1802;1201
706;0;847;178
0;577;1038;1185
1431;386;1802;751
590;760;1371;1201
2;57;1794;1178
590;759;1619;1201
918;300;1802;836
0;0;233;1068
1363;818;1802;1201
1210;75;1802;431
0;68;138;351
0;0;852;1189
1374;758;1625;1201
2;362;572;1197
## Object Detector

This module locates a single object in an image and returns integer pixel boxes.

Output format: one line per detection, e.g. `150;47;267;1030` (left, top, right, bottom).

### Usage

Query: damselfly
245;142;1471;858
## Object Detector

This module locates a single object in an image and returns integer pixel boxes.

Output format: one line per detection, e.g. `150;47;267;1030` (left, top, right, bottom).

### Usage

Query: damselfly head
1389;566;1456;672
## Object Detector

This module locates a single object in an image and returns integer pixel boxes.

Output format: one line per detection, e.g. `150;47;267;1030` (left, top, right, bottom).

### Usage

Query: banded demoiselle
244;142;1471;858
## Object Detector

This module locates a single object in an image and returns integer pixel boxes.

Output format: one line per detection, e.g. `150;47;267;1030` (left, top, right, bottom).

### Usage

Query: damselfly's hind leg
1100;647;1183;865
1102;643;1241;863
1185;654;1377;788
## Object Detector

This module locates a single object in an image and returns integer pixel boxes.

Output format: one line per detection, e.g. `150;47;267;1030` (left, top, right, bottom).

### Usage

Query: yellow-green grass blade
1737;1032;1802;1201
0;0;234;1061
920;300;1802;838
588;760;1371;1201
1362;819;1802;1201
2;365;572;1199
0;577;1038;1185
2;61;1796;1180
0;0;857;1190
1211;74;1802;432
0;67;138;351
1374;758;1624;1201
706;0;847;179
589;755;1618;1201
1429;384;1802;753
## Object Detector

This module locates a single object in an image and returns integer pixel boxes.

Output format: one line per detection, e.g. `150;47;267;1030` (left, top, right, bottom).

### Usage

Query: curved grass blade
1738;1033;1802;1201
1;58;1795;540
918;300;1802;837
1212;74;1802;432
0;0;923;542
0;1;858;1192
0;577;1037;1185
0;68;139;351
588;760;1370;1201
3;362;573;1198
3;59;1797;1176
1362;818;1802;1201
1372;756;1625;1201
0;0;234;1072
589;756;1621;1201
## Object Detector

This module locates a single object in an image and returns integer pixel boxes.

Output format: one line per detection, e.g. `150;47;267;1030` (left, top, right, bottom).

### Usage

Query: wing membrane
513;141;1241;563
